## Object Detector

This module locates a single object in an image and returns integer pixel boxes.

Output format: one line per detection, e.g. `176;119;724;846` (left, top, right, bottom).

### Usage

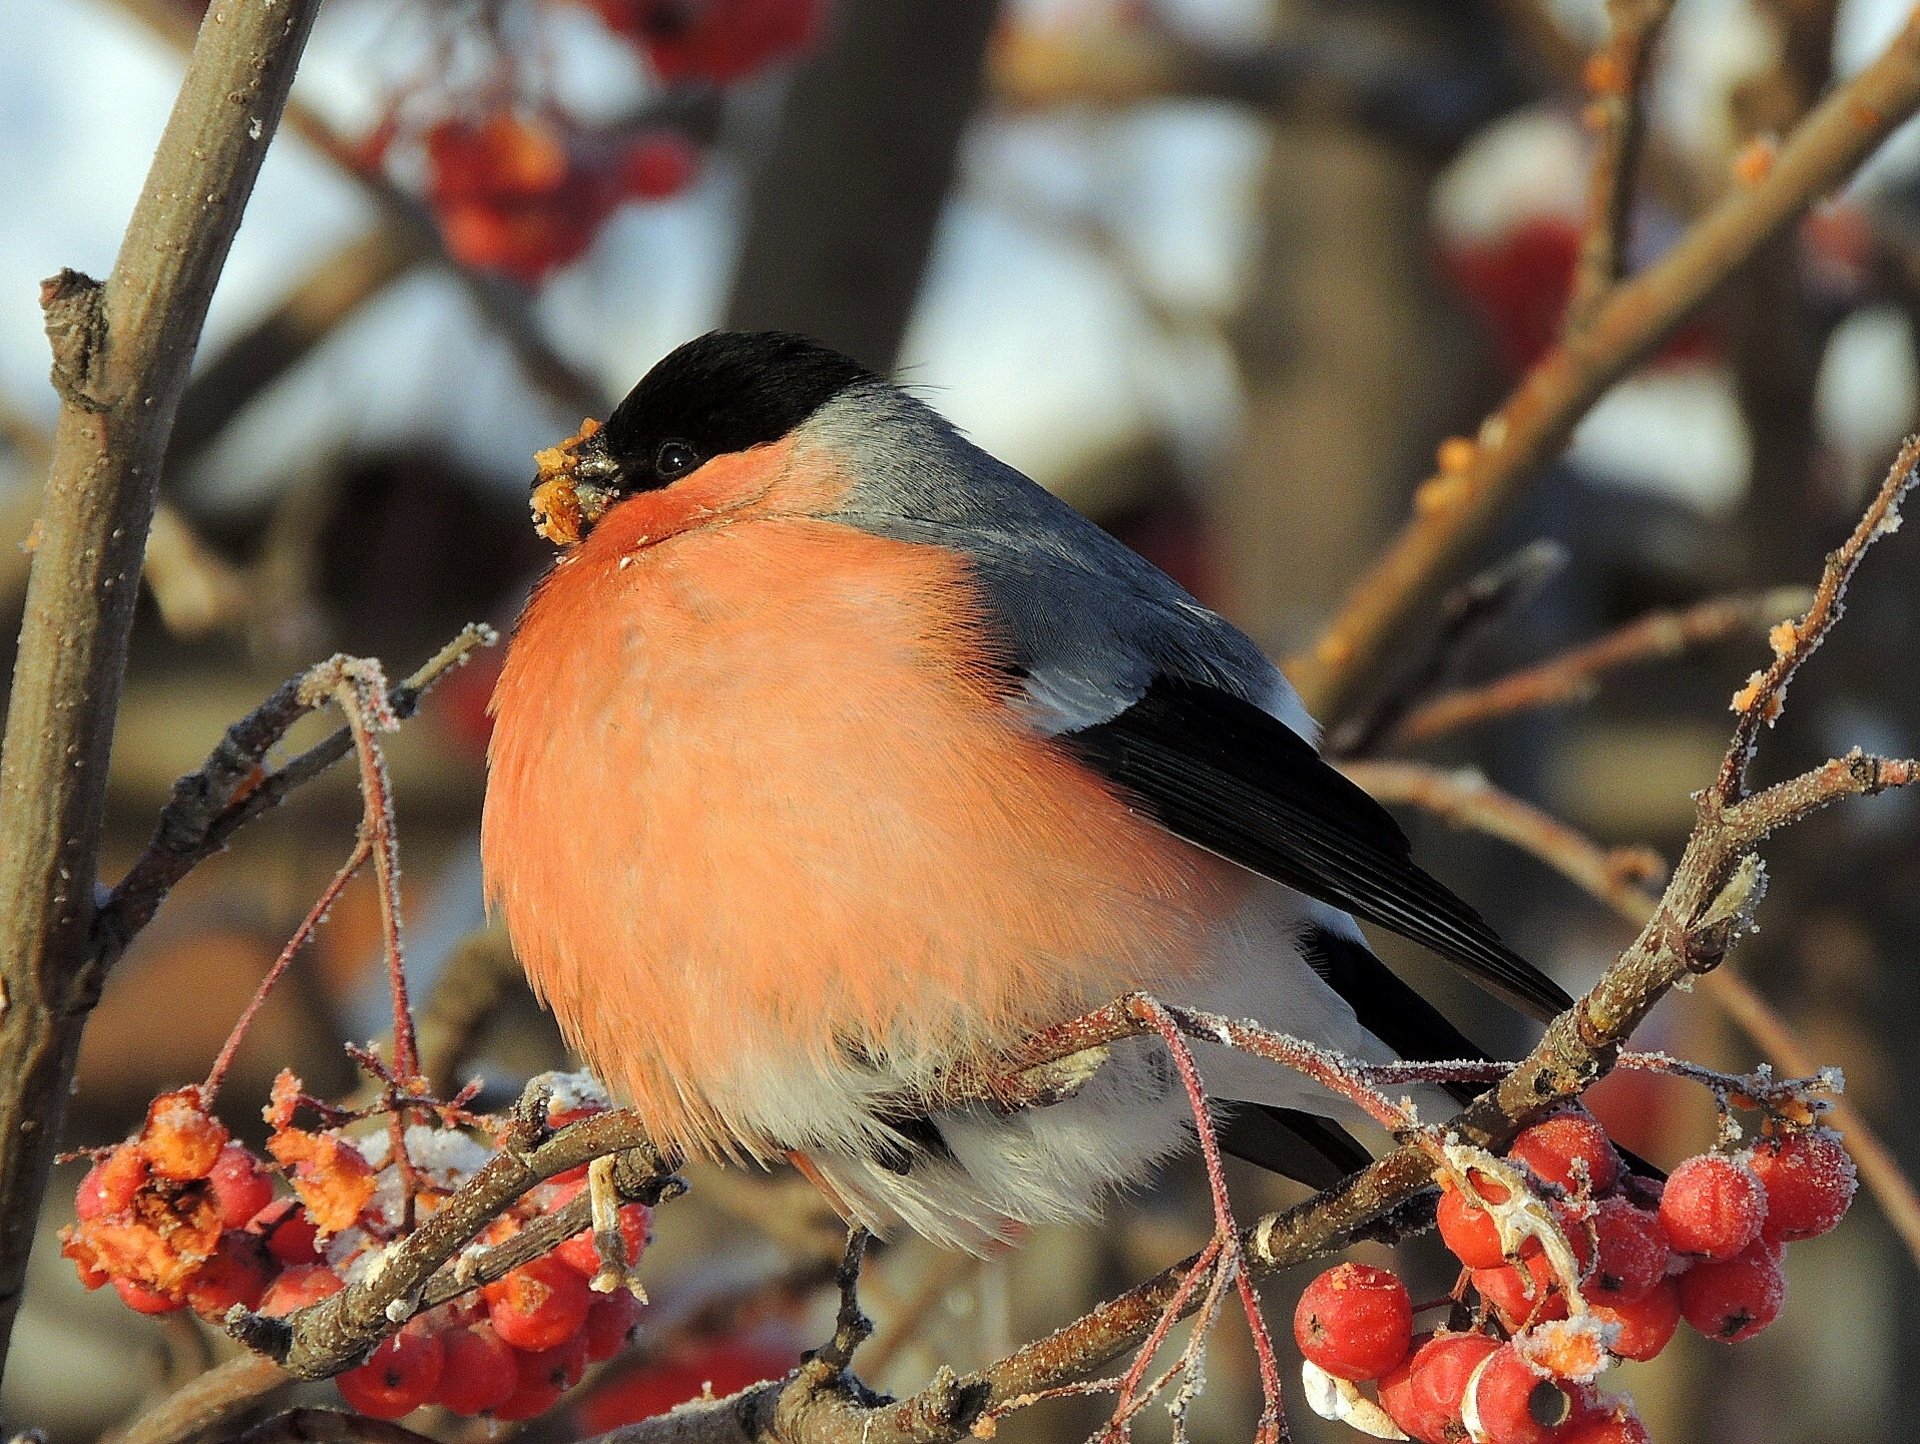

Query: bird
480;329;1573;1251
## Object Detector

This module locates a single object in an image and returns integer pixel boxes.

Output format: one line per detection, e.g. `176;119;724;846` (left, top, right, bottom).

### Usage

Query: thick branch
0;0;324;1380
1286;13;1920;722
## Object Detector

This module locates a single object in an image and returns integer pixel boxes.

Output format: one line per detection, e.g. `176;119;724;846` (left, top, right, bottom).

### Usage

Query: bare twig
204;841;372;1101
0;0;326;1380
1343;760;1669;915
1287;13;1920;723
1327;541;1566;758
1566;0;1677;330
297;656;416;1081
94;625;495;968
1386;586;1812;746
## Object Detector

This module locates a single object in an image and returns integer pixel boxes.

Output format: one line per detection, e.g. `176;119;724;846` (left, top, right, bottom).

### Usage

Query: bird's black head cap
587;331;876;494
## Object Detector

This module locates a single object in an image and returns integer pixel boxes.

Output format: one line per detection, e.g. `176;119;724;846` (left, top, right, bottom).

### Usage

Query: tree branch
1285;12;1920;723
1566;0;1677;330
1383;586;1811;747
0;0;325;1381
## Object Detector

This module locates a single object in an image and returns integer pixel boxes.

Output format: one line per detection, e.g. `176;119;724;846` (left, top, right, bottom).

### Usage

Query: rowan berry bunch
1294;1102;1857;1443
60;1072;650;1422
341;0;823;283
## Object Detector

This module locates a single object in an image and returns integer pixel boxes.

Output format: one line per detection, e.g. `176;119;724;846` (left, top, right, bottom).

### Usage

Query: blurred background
4;0;1920;1440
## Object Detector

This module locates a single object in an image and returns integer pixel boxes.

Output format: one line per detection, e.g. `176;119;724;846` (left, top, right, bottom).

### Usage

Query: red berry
140;1089;230;1181
1474;1263;1568;1327
492;1335;589;1420
1660;1154;1766;1259
1592;1277;1682;1361
1510;1112;1622;1197
1588;1197;1669;1303
260;1264;344;1317
1680;1237;1785;1342
1377;1339;1435;1443
77;1148;148;1220
556;1202;652;1278
1746;1130;1856;1242
251;1200;323;1265
207;1146;274;1230
621;134;700;200
1292;1262;1413;1381
183;1232;273;1316
584;1288;645;1361
1469;1343;1579;1444
337;1330;445;1419
432;1324;519;1416
1437;1173;1528;1270
1561;1406;1653;1444
113;1277;185;1314
486;1255;593;1352
1406;1332;1501;1442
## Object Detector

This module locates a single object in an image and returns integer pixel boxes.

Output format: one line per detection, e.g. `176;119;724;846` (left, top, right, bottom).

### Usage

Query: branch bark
0;0;324;1383
1286;11;1920;723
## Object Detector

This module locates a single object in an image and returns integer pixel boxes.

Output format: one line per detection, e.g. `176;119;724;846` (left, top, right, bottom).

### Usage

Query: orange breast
482;473;1227;1157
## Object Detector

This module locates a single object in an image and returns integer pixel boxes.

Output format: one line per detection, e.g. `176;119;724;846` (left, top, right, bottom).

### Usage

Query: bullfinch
481;330;1571;1250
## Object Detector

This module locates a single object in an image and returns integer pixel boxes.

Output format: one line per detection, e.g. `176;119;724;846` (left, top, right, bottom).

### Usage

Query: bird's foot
801;1226;876;1386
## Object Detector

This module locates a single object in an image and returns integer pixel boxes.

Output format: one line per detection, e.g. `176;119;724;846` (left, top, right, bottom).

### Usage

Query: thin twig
204;839;372;1101
1327;541;1566;758
1716;435;1920;802
298;657;417;1081
1566;0;1677;330
94;625;496;968
1287;13;1920;723
1386;586;1813;747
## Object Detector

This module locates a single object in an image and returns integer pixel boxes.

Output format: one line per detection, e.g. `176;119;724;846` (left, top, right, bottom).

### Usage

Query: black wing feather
1063;678;1573;1023
1220;1107;1374;1191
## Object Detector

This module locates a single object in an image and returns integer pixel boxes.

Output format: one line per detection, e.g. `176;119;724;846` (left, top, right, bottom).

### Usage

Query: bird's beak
531;418;620;547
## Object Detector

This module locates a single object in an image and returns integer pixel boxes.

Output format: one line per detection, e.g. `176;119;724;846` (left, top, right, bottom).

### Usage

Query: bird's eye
655;440;700;480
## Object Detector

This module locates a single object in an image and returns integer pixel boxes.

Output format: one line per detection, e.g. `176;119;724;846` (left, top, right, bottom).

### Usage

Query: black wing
1221;1107;1375;1191
1061;677;1573;1023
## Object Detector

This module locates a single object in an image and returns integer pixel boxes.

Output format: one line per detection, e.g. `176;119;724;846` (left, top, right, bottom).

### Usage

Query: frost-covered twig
96;624;495;966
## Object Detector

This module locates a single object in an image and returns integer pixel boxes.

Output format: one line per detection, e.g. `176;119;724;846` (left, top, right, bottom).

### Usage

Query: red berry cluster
61;1077;649;1423
421;112;702;284
1294;1111;1856;1442
350;0;824;283
562;0;826;84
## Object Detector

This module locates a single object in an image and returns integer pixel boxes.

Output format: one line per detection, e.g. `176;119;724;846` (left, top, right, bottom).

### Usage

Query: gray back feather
801;382;1316;741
